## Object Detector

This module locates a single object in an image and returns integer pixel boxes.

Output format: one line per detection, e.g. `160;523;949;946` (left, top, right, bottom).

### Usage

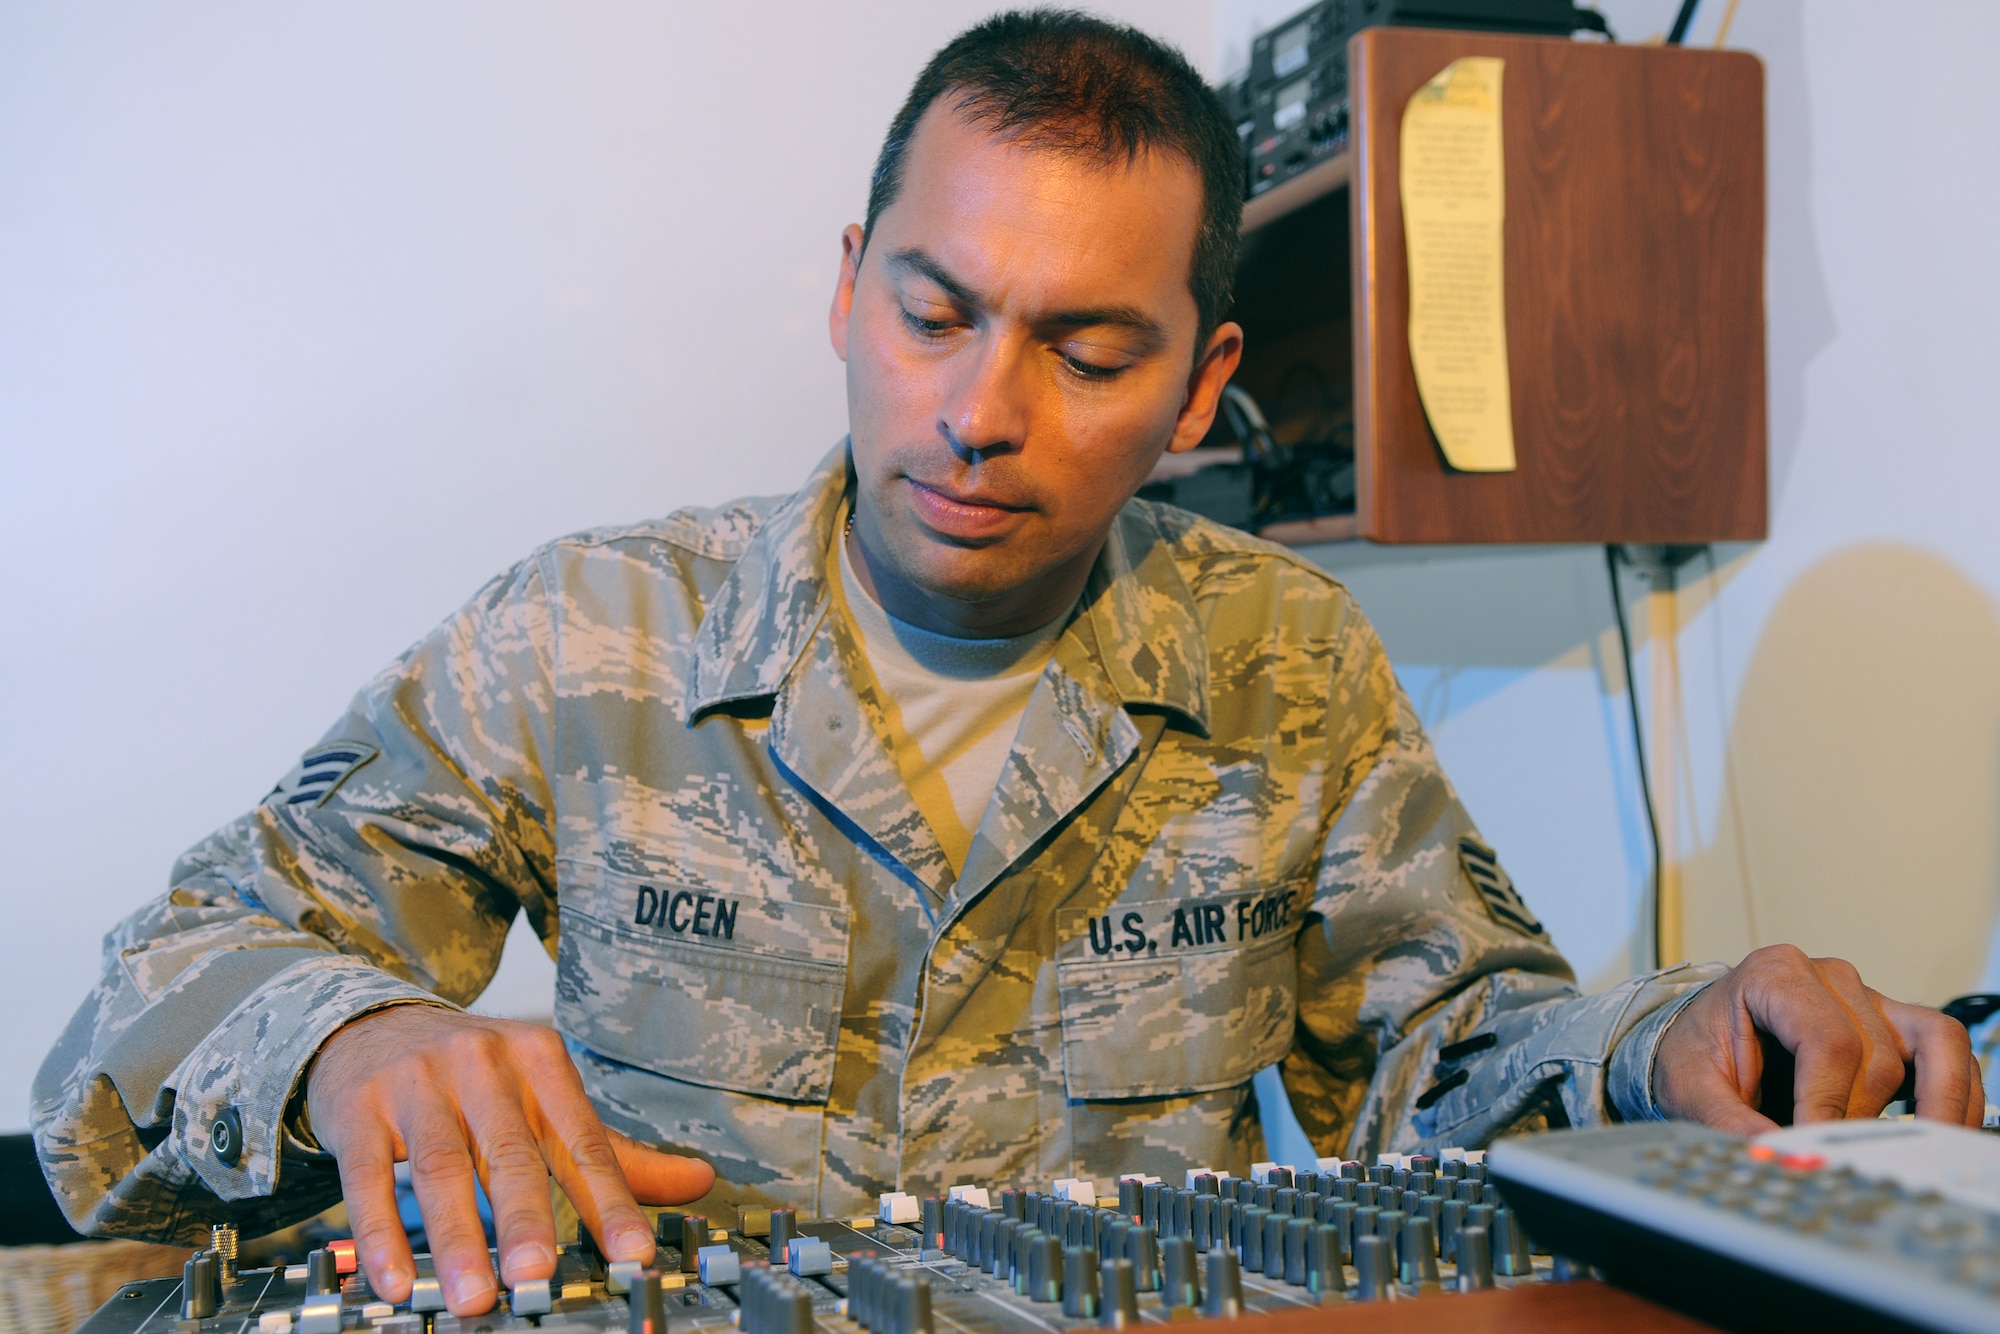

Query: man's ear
1164;321;1245;455
829;224;866;363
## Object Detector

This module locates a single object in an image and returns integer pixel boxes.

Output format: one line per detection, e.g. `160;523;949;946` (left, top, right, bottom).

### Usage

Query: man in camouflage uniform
35;10;1981;1319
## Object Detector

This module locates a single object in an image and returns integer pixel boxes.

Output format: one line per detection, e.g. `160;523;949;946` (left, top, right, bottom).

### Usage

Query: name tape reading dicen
633;886;740;940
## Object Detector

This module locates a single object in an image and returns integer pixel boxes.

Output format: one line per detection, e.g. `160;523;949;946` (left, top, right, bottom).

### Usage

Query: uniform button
210;1107;244;1166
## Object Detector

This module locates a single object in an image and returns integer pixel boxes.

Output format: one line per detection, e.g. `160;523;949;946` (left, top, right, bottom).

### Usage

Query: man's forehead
875;102;1202;321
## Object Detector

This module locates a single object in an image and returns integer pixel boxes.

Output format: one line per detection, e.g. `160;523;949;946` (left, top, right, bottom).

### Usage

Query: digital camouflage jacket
34;443;1721;1243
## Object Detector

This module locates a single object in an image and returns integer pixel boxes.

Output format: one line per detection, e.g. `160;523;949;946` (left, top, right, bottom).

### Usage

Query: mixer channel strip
78;1152;1570;1334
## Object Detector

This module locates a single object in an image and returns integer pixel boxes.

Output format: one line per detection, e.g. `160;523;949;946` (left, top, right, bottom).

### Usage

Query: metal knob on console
1062;1246;1101;1319
1099;1258;1139;1329
1202;1247;1244;1319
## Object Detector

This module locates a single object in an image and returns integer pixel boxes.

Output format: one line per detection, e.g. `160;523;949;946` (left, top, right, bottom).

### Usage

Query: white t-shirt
834;529;1068;874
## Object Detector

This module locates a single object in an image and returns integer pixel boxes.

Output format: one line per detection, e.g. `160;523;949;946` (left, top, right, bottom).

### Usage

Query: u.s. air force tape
1457;836;1546;939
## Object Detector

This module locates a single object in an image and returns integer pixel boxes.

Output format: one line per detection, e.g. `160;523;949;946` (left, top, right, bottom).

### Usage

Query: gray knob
1011;1226;1042;1296
181;1252;219;1321
1354;1182;1379;1209
305;1248;338;1297
769;1208;797;1262
1100;1258;1139;1329
1271;1187;1297;1220
1141;1182;1164;1232
1101;1217;1129;1266
1237;1205;1266;1272
897;1275;933;1334
1456;1225;1495;1291
1191;1193;1217;1250
1306;1223;1345;1297
1261;1209;1286;1280
1399;1215;1441;1288
1282;1216;1310;1286
922;1197;943;1251
1030;1233;1062;1303
1117;1178;1142;1217
1202;1247;1244;1319
1160;1234;1200;1310
1063;1246;1102;1319
1493;1208;1533;1277
1124;1222;1159;1292
680;1215;708;1274
1000;1188;1024;1221
628;1270;667;1334
1192;1173;1218;1196
1352;1233;1393;1302
1331;1201;1358;1262
1440;1197;1467;1262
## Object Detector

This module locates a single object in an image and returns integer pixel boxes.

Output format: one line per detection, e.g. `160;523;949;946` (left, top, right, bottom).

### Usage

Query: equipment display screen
1273;21;1311;78
1273;75;1311;131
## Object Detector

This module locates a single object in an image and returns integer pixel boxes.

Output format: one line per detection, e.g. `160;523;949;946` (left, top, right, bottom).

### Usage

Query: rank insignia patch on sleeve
1458;836;1546;939
273;742;378;809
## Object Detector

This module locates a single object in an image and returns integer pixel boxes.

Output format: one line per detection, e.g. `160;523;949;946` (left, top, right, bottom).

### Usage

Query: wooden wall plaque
1348;27;1766;544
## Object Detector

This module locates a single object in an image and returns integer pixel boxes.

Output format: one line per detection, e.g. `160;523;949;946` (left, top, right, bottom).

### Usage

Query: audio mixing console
75;1152;1562;1334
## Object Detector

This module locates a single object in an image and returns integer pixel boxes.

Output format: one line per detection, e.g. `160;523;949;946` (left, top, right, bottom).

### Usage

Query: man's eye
1061;353;1125;381
900;309;956;337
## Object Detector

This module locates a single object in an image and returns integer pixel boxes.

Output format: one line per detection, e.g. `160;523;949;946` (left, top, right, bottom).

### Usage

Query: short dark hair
864;8;1243;351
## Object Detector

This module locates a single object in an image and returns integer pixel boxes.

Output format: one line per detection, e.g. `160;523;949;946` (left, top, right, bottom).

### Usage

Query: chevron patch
275;742;378;809
1458;836;1545;939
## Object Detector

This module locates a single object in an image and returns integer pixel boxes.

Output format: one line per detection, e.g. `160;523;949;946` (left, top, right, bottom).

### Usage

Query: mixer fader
79;1150;1563;1334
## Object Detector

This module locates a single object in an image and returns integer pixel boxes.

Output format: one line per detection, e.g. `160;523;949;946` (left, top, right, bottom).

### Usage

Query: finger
1739;946;1867;1124
333;1122;416;1302
464;1097;558;1290
608;1129;718;1205
1879;998;1977;1126
404;1106;499;1315
1967;1053;1988;1131
1810;960;1910;1116
517;1036;656;1264
1669;1060;1782;1137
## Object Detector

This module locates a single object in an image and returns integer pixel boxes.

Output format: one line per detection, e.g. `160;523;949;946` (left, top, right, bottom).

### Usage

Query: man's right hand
305;1006;716;1316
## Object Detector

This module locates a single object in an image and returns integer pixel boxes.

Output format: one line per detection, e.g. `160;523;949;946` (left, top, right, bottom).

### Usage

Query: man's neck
842;521;1097;640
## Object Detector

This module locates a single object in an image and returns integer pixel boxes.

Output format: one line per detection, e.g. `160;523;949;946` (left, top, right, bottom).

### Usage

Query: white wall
0;2;1211;1133
7;0;1999;1142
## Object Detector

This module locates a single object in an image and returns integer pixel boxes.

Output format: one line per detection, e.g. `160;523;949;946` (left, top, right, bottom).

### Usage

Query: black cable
1606;545;1666;971
1667;0;1701;44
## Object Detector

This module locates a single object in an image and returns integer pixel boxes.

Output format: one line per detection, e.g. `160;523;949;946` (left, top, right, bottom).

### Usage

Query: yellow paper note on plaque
1401;56;1514;472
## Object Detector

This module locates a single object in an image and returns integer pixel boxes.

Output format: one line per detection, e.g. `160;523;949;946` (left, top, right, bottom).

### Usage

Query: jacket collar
685;440;1210;737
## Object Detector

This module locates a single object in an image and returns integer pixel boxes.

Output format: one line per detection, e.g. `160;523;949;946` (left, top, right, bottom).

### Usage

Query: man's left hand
1654;944;1985;1132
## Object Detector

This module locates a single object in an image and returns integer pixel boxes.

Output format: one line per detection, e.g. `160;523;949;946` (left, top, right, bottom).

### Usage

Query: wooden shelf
1231;27;1767;548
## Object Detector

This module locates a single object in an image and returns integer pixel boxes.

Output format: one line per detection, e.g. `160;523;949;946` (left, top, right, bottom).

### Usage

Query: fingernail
610;1226;654;1259
449;1272;492;1310
505;1242;554;1275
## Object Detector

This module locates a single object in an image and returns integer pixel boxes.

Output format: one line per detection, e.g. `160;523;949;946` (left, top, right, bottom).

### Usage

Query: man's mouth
904;478;1032;539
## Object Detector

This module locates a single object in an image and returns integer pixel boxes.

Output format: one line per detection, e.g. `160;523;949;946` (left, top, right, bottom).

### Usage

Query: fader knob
769;1207;797;1262
1440;1197;1467;1262
922;1197;944;1251
1100;1258;1139;1329
628;1271;667;1334
1237;1205;1267;1271
1118;1178;1142;1217
182;1252;220;1321
680;1215;708;1274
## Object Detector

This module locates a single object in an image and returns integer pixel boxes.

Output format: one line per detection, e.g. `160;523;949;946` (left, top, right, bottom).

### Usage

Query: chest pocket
1054;892;1299;1100
554;859;848;1103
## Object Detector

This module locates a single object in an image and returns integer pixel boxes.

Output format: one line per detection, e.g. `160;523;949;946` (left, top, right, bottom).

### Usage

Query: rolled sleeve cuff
1607;978;1714;1122
166;956;457;1200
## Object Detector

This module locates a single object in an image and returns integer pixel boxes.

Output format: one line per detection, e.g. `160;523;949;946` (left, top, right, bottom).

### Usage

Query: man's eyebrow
887;246;1168;348
888;248;979;305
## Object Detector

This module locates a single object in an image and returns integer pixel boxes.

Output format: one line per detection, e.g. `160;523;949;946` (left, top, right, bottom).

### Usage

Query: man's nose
937;330;1030;461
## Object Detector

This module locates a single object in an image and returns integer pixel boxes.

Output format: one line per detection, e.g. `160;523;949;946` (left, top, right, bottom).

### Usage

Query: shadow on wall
1684;542;2000;1006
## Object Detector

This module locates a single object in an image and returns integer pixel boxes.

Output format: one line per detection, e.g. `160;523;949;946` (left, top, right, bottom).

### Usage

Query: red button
329;1239;358;1275
1779;1153;1825;1172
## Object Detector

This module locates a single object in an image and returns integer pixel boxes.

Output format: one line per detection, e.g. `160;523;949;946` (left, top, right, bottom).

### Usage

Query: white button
258;1314;293;1334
